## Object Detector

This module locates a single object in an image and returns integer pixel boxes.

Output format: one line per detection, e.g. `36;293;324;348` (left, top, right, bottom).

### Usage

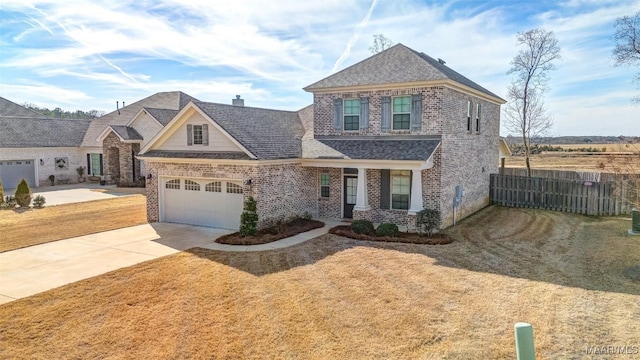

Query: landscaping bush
0;179;4;205
14;179;32;208
376;223;399;237
416;209;440;236
1;196;17;210
32;195;46;208
351;219;375;235
239;196;258;236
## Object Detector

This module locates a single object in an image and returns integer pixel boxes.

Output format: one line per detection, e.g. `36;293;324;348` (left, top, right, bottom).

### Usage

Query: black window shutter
202;124;209;145
410;94;422;131
86;154;91;174
359;97;369;129
99;154;103;175
381;96;391;132
187;124;193;146
333;98;343;130
380;169;390;209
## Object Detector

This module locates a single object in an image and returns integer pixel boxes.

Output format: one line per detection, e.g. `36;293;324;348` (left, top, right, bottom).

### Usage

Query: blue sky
0;0;638;136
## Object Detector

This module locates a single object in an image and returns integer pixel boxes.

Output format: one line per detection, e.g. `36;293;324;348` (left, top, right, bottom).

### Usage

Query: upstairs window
319;173;330;198
392;96;411;130
467;101;472;132
476;103;481;132
343;99;360;131
193;125;203;145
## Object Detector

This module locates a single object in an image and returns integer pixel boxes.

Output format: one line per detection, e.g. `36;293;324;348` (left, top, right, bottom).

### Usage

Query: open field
505;153;638;172
553;143;639;152
1;206;638;359
0;195;147;252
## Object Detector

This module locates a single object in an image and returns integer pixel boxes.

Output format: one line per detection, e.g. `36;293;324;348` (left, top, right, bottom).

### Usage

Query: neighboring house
138;44;505;230
0;97;91;188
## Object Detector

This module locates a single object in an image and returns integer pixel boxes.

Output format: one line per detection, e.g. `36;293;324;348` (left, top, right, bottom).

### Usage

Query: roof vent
232;95;244;107
438;58;446;65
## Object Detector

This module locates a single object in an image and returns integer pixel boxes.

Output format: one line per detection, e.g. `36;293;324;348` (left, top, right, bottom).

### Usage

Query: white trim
139;102;257;159
138;156;299;166
408;169;423;215
302;157;435;170
391;95;411;131
126;108;165;128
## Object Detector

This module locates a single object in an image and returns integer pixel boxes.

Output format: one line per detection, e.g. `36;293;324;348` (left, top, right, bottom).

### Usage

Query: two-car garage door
161;178;244;230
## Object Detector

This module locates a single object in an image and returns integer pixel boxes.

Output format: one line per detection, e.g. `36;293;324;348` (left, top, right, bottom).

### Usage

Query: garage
161;177;244;230
0;159;36;188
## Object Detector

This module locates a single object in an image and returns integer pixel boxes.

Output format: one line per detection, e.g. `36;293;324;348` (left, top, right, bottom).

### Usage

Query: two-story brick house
135;44;504;230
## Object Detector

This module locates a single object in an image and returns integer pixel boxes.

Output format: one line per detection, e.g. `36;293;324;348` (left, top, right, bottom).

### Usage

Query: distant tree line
509;144;606;156
22;103;105;119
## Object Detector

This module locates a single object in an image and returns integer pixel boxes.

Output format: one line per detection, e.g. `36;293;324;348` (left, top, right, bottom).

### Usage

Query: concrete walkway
5;183;145;206
0;220;344;304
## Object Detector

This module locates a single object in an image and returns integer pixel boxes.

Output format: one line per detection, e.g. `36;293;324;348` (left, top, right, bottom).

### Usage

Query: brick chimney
232;95;244;107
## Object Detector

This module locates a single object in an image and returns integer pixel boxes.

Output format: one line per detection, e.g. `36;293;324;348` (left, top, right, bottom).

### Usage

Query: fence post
514;322;535;360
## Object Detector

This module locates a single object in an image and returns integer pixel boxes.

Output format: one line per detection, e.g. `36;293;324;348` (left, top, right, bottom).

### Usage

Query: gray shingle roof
193;101;305;160
141;150;251;160
144;108;179;126
304;136;441;161
109;125;143;141
0;117;91;148
82;91;197;148
304;43;503;101
0;97;47;118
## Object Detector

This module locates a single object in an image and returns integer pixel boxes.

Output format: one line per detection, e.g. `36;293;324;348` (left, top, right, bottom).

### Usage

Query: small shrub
416;209;440;236
48;175;55;185
301;211;313;220
376;223;399;237
239;196;258;236
0;179;4;205
32;195;46;208
14;179;32;208
1;196;17;210
351;219;374;235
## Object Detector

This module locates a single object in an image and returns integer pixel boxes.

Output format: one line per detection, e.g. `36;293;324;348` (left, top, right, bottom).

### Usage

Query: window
475;103;481;132
193;125;203;145
185;180;200;191
205;181;221;192
392;96;411;130
16;161;22;165
165;179;180;189
319;173;330;198
89;153;102;176
227;182;243;194
391;170;410;210
25;161;31;164
343;99;360;131
466;101;472;131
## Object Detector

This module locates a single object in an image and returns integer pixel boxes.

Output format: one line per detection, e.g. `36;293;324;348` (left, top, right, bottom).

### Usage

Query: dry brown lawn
1;206;639;359
0;195;147;252
505;153;636;172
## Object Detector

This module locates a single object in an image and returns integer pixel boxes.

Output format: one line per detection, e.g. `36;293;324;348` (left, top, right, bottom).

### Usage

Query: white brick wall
0;147;83;187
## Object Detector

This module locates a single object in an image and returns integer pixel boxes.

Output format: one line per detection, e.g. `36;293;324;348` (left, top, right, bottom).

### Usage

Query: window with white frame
227;182;243;194
391;170;410;210
466;100;472;131
392;96;411;130
343;99;360;131
165;179;180;189
193;125;203;145
319;173;330;198
475;103;481;132
185;180;200;191
205;181;221;192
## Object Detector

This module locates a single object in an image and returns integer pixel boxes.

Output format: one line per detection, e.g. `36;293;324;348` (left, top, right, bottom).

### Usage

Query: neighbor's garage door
0;160;36;188
162;178;244;230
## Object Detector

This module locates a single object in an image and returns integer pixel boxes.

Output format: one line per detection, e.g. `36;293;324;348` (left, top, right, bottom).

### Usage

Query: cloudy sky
0;0;638;136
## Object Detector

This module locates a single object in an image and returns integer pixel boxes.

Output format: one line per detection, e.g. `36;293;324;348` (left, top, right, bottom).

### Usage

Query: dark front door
343;176;357;218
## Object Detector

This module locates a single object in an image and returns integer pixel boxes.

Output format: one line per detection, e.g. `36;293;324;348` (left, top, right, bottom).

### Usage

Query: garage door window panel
166;179;180;189
205;181;221;192
185;180;200;191
227;183;243;194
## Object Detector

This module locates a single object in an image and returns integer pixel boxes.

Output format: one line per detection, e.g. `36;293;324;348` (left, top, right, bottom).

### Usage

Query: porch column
408;169;423;215
353;167;371;211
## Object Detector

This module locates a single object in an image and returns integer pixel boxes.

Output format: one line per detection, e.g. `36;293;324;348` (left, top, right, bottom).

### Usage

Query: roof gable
304;43;503;103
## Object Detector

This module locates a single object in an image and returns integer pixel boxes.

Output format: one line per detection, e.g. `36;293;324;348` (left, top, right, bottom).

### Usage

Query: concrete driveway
0;223;232;304
5;183;145;206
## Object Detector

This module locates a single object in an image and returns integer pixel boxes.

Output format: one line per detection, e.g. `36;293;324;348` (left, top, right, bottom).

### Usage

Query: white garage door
0;160;36;188
162;178;244;230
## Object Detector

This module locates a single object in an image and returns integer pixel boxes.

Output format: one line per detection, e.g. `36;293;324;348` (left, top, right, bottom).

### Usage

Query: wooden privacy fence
490;174;633;216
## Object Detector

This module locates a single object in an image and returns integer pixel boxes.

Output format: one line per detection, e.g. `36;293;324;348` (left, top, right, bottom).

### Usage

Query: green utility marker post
514;322;535;360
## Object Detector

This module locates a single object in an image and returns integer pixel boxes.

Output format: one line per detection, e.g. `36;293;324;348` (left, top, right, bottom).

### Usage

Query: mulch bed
216;218;325;245
328;225;454;245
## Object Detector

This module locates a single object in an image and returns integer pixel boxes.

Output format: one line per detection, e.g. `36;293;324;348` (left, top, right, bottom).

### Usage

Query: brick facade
102;132;142;186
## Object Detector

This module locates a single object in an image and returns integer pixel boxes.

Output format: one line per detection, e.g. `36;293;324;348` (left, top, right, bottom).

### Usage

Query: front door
343;176;357;218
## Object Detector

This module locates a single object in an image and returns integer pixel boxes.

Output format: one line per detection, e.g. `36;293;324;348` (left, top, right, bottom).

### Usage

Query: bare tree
613;11;640;104
369;34;394;54
504;28;561;177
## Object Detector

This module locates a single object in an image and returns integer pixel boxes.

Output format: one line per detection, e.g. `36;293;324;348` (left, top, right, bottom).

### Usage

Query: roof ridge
193;100;298;114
